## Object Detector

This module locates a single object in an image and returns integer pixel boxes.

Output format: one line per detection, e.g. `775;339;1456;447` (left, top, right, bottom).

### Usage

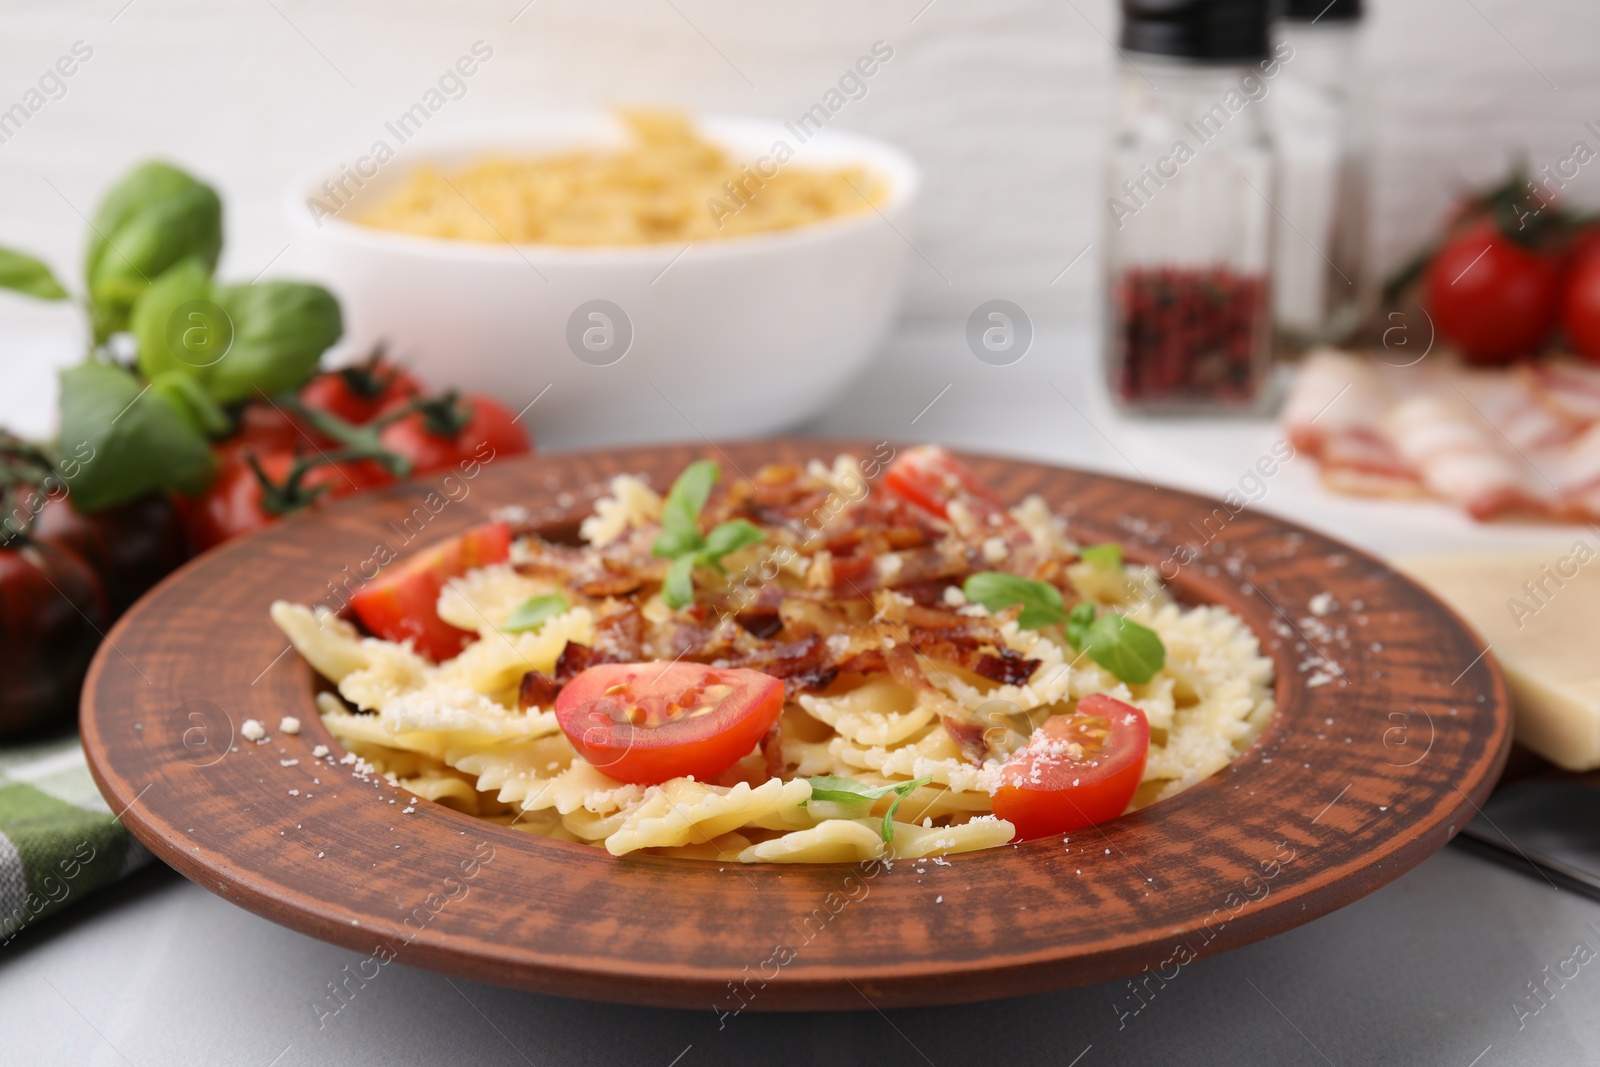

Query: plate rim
80;438;1512;1010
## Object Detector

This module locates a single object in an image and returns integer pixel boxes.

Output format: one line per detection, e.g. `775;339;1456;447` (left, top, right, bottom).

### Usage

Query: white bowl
285;115;919;448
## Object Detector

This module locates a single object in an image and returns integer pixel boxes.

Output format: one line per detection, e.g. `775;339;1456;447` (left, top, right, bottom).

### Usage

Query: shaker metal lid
1120;0;1272;62
1281;0;1363;21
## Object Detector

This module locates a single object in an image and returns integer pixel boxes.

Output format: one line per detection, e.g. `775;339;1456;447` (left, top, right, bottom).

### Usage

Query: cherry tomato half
554;661;784;785
378;393;529;477
300;356;421;426
1425;220;1561;364
348;522;511;661
883;445;1007;524
991;693;1150;841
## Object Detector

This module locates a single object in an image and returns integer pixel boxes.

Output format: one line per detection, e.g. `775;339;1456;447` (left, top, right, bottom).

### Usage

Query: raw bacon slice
1282;348;1600;523
1382;395;1553;520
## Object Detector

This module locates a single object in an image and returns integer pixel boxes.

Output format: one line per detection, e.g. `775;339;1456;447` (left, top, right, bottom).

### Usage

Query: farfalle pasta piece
829;724;1001;796
738;819;885;864
580;474;662;546
604;778;812;856
514;759;646;816
446;736;580;806
888;816;1015;858
797;677;935;747
435;563;557;635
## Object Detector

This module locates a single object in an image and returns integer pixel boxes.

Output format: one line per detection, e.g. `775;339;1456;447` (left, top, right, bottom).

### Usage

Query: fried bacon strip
508;459;1042;743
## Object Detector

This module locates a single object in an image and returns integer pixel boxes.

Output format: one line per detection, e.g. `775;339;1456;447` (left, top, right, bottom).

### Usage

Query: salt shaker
1269;0;1370;347
1105;0;1279;413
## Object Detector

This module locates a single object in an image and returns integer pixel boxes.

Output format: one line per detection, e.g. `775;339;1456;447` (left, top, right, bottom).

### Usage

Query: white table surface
1;325;1595;1066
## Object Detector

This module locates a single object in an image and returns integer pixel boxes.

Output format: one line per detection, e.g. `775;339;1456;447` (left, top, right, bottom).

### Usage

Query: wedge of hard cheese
1395;545;1600;770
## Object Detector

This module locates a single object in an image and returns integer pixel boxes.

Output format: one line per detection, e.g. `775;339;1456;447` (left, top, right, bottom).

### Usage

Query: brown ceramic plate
81;440;1510;1011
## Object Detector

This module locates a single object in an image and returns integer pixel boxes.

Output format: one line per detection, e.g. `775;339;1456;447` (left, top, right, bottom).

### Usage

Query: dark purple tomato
0;542;109;737
34;492;190;616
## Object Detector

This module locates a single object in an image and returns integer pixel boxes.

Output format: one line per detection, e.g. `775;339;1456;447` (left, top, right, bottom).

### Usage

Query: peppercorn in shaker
1104;0;1280;412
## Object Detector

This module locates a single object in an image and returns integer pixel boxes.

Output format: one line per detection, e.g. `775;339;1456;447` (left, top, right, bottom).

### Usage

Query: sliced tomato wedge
991;693;1150;841
883;445;1008;524
554;661;784;785
348;521;511;661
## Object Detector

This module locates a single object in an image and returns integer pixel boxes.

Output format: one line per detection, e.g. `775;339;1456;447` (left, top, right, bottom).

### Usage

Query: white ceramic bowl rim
285;114;922;264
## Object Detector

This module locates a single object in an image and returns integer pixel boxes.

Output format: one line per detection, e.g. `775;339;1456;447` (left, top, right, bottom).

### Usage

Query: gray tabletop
2;845;1597;1066
4;328;1595;1066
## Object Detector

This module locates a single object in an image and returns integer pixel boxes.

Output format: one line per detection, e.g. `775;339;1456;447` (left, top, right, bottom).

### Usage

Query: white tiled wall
0;0;1596;338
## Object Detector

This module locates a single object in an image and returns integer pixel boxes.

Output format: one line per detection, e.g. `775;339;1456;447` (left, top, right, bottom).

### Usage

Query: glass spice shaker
1104;0;1277;413
1269;0;1371;347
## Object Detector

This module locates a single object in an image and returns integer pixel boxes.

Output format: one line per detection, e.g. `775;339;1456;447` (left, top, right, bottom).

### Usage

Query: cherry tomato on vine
184;450;394;551
1425;220;1561;364
553;661;785;785
377;392;529;476
347;522;512;661
1561;247;1600;364
215;401;333;467
991;693;1150;841
300;354;421;426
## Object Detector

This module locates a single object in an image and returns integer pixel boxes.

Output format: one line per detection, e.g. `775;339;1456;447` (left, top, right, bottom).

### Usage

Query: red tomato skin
1562;249;1600;363
0;542;109;737
184;451;397;552
347;522;511;661
991;693;1150;841
216;402;333;466
185;457;277;550
378;394;530;476
555;661;785;785
300;361;421;425
1425;221;1561;364
883;446;1007;523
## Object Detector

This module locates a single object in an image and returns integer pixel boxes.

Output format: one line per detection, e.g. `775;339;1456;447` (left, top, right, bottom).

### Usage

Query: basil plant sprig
961;571;1165;686
805;775;933;844
651;460;765;609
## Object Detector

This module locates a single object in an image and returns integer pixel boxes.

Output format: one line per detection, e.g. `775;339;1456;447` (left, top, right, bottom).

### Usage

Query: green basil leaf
804;774;932;843
131;258;218;382
503;593;570;633
206;282;342;403
0;246;69;300
86;162;222;339
1065;601;1097;650
700;519;764;561
1079;543;1124;570
148;369;229;437
880;775;933;843
661;553;697;610
651;525;703;560
804;775;892;805
660;460;718;537
57;362;215;510
962;572;1068;630
1081;613;1165;685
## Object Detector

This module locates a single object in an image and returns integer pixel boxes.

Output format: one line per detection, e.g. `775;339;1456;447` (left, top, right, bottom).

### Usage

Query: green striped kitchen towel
0;731;150;945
